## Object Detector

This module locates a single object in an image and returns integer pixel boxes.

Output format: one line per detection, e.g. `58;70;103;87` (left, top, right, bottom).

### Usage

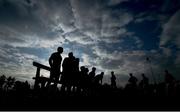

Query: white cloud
160;10;180;48
70;0;134;44
65;30;96;45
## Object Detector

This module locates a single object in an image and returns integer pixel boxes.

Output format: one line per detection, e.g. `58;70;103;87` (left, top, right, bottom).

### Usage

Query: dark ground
1;92;180;111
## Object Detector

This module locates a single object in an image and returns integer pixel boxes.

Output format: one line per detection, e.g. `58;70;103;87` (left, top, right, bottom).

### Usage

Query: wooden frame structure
32;61;51;89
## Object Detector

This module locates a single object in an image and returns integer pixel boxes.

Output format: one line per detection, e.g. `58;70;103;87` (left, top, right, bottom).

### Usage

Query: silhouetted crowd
0;47;180;98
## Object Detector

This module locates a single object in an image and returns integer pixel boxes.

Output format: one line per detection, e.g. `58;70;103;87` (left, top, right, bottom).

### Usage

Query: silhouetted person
140;73;149;86
139;74;149;95
124;73;138;96
89;67;96;80
164;70;175;84
128;73;138;86
74;58;80;75
94;72;104;85
111;71;117;89
79;66;86;90
89;67;96;85
39;75;49;88
72;58;80;91
164;70;175;96
61;52;75;92
47;47;63;87
78;66;90;94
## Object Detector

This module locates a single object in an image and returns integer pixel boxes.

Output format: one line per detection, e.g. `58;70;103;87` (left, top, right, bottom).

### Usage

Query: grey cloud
0;45;48;81
0;0;135;48
70;0;134;44
0;0;74;48
64;29;96;45
160;10;180;48
70;0;103;40
1;0;175;86
159;10;180;75
107;0;129;6
89;45;171;82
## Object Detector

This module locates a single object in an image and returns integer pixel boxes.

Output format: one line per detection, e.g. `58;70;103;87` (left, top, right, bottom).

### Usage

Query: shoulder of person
51;52;57;56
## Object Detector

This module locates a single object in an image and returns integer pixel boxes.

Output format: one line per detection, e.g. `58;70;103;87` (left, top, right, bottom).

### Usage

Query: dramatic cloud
0;0;179;86
160;10;180;48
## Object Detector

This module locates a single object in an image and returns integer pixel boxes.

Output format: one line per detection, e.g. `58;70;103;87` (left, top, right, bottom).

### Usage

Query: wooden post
32;61;51;89
34;67;40;89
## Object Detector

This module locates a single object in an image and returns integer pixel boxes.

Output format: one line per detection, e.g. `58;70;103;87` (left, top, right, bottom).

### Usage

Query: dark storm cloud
0;0;135;47
0;0;179;85
0;0;74;47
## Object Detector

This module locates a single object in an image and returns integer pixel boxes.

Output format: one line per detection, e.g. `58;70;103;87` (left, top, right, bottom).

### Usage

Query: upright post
34;67;40;89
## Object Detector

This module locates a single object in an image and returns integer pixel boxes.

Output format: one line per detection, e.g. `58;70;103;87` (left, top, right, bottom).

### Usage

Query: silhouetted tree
0;75;6;89
5;76;15;90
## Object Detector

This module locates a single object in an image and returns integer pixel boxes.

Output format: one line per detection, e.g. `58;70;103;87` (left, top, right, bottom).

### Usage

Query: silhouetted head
68;52;73;58
111;71;114;75
76;58;80;62
101;72;104;75
142;73;145;77
92;67;96;71
165;69;169;74
129;73;133;77
80;66;85;71
57;47;63;53
85;68;89;74
146;57;149;61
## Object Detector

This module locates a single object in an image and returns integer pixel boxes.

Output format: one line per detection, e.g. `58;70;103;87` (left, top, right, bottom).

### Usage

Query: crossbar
33;61;51;71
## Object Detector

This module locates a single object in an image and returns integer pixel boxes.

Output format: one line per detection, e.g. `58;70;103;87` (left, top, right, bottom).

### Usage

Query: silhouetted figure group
1;46;180;101
42;47;112;95
1;47;180;110
31;47;180;97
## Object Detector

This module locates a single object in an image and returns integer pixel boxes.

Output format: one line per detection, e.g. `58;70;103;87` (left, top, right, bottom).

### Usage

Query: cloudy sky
0;0;180;86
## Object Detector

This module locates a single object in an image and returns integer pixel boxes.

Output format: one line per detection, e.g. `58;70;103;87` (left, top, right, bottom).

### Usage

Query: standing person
139;73;149;87
128;73;138;86
164;70;175;84
94;72;104;85
89;67;96;84
72;58;80;92
164;70;175;96
139;74;149;95
111;71;117;89
61;52;75;92
126;73;138;95
47;47;63;87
